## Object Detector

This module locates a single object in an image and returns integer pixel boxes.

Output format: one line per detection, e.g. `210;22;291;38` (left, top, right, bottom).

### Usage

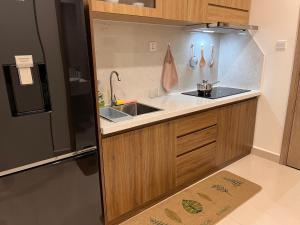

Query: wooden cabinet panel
216;98;257;166
208;0;251;11
176;142;217;186
163;0;188;21
206;4;249;25
177;125;217;156
187;0;207;22
90;0;163;18
101;122;176;222
175;110;217;136
90;0;252;25
187;0;251;24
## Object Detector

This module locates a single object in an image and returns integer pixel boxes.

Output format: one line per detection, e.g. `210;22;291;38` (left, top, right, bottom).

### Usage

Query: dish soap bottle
98;91;105;108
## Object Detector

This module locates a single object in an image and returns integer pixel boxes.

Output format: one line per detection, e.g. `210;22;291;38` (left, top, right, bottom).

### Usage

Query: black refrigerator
0;0;103;224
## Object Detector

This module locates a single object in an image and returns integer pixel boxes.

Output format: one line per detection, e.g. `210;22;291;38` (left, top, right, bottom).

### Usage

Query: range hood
186;22;259;34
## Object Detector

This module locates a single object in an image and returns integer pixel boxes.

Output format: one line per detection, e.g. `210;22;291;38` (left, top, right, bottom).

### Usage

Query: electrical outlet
149;41;158;52
149;88;159;98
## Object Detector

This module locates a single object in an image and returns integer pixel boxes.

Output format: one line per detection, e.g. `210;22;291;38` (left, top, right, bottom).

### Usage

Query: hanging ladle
189;44;198;69
200;44;206;68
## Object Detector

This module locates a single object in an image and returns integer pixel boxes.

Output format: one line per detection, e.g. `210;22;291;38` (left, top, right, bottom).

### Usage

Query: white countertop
100;90;261;135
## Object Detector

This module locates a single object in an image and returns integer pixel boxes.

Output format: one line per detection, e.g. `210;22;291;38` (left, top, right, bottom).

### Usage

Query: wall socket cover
149;42;158;52
276;40;288;51
149;88;160;98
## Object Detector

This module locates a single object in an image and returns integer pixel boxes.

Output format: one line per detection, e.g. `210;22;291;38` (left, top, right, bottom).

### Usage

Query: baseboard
251;146;280;163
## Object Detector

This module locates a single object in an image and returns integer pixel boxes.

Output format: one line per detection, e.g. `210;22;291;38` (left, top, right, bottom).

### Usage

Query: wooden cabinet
101;122;176;223
216;98;258;166
187;0;206;22
100;98;257;224
207;0;251;11
89;0;163;18
89;0;252;25
206;4;250;25
206;0;251;25
187;0;251;24
162;0;188;21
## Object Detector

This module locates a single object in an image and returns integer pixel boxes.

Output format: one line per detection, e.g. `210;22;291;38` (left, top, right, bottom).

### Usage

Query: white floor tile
221;154;300;225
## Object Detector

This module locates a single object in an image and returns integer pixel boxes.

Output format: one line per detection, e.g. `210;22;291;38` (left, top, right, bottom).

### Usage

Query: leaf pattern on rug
200;219;212;225
216;206;231;216
223;177;243;187
197;193;213;202
182;200;203;214
150;217;169;225
211;185;232;196
164;208;182;223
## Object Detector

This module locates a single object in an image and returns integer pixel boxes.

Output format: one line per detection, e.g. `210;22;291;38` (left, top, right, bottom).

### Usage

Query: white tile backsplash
218;33;264;90
93;20;263;104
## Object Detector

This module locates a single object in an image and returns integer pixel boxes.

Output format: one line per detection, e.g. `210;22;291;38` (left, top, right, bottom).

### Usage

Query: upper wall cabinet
162;0;188;21
89;0;163;18
89;0;252;25
204;0;251;25
208;0;251;11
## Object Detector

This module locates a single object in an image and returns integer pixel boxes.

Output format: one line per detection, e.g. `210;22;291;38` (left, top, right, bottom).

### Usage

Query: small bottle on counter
98;91;105;108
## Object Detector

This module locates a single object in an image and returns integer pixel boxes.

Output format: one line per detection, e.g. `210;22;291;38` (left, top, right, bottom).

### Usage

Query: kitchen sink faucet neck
110;71;121;106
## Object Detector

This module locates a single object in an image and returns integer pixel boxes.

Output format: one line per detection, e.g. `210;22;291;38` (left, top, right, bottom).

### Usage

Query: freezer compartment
0;150;103;225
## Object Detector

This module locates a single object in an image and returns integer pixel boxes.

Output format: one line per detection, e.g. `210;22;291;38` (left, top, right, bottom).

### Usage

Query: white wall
250;0;300;155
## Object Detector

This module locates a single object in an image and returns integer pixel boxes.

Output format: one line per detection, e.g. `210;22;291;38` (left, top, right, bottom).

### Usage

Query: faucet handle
113;94;117;104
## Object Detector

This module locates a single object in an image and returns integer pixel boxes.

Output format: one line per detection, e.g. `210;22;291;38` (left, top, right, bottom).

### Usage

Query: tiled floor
216;155;300;225
123;154;300;225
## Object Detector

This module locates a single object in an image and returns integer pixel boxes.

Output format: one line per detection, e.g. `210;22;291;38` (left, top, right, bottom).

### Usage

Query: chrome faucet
110;71;121;106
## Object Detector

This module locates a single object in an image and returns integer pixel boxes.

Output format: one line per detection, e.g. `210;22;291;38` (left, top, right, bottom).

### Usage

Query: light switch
15;55;34;85
276;40;288;51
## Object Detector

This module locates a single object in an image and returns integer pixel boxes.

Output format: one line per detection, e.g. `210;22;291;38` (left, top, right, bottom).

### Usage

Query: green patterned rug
121;171;261;225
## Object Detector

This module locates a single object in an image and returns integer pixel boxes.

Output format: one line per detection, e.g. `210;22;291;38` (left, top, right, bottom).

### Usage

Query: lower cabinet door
101;122;176;222
216;98;258;166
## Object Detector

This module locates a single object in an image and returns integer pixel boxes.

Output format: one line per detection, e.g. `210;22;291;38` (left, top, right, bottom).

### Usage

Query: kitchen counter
100;90;261;135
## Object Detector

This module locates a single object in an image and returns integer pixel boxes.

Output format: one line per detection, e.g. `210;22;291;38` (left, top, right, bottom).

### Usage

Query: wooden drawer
175;110;217;136
177;125;217;156
176;142;216;186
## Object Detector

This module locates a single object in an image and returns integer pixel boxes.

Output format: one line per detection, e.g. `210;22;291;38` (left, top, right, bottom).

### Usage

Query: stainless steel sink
112;103;162;117
100;107;133;123
100;103;162;123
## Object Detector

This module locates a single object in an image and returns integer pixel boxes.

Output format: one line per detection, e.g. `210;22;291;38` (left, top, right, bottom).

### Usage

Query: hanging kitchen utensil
162;43;178;92
209;45;215;68
200;45;206;68
189;44;198;69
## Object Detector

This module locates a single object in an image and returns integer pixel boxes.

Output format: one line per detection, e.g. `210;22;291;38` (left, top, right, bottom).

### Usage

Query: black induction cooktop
182;87;251;99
